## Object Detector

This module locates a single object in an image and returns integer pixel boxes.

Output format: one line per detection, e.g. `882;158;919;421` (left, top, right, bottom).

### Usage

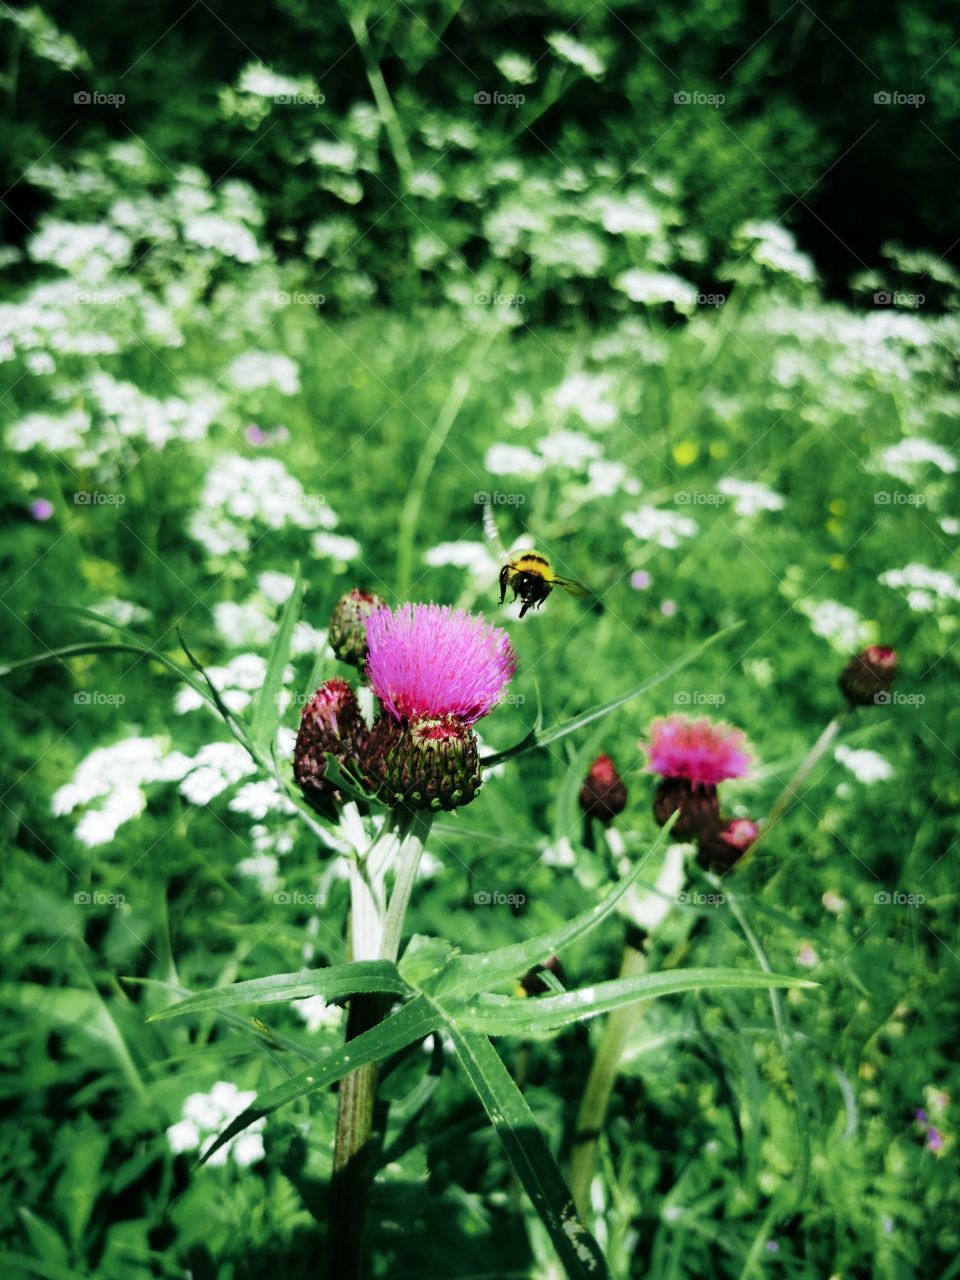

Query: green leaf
443;1025;608;1279
482;623;740;766
251;571;304;753
199;996;438;1167
428;814;677;999
146;961;411;1022
450;968;817;1036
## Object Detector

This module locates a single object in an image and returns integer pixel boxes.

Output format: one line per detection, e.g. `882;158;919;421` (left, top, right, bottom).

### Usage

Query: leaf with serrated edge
426;814;677;999
147;961;410;1021
448;968;817;1036
443;1023;608;1279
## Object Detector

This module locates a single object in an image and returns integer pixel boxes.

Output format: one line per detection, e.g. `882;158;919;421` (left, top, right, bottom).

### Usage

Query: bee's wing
550;573;591;597
482;499;509;561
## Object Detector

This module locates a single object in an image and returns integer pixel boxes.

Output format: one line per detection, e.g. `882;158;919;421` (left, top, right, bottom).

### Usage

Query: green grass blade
482;622;740;766
250;569;303;753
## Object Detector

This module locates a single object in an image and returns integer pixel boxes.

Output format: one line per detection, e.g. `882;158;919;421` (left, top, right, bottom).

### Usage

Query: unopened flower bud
519;955;565;997
330;588;387;669
363;713;482;811
838;645;898;707
653;776;720;841
579;754;628;825
293;679;368;816
697;817;759;874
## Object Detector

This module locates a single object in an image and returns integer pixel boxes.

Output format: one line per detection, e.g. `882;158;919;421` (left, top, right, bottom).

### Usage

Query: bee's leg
498;567;508;607
518;600;529;618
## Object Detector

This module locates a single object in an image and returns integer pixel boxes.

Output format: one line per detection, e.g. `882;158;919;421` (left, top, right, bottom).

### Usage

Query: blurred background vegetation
1;3;958;1279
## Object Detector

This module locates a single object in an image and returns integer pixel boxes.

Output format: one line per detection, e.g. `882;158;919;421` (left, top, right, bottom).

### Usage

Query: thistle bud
838;645;898;708
519;955;565;997
363;713;482;811
653;776;720;841
329;588;387;669
293;679;368;816
697;817;759;874
579;754;628;825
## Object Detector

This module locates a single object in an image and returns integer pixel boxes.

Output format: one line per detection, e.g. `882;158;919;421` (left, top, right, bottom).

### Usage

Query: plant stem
568;941;648;1221
737;711;848;870
328;810;433;1280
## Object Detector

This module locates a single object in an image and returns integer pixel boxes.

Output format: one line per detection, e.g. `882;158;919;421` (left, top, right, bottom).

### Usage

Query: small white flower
484;443;546;477
717;477;785;517
294;995;344;1033
311;531;361;562
797;599;872;654
880;563;960;609
876;437;957;481
835;745;894;785
622;506;697;549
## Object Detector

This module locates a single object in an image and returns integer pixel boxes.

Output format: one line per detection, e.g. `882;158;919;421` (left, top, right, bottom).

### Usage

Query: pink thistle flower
644;715;751;787
365;603;517;726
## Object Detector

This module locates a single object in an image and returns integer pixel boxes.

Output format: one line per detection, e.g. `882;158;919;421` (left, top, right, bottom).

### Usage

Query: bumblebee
484;500;590;618
498;552;588;618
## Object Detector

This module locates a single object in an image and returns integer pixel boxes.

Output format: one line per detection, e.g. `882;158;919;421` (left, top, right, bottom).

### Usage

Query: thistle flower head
363;713;483;811
365;603;517;726
644;715;751;787
838;645;898;707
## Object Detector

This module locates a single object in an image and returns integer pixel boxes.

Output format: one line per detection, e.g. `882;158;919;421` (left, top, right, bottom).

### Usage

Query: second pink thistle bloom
643;714;751;841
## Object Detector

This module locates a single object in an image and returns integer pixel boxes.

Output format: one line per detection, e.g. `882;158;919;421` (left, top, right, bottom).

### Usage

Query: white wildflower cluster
167;1081;265;1167
188;454;341;557
173;653;274;715
52;738;192;847
717;477;786;517
177;741;257;805
879;564;960;612
796;599;872;654
622;506;698;549
735;221;817;284
875;437;957;482
834;746;894;785
614;269;698;310
226;352;300;396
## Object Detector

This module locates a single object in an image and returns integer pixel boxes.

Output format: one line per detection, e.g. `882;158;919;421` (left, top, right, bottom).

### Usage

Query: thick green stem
568;942;648;1221
328;811;433;1280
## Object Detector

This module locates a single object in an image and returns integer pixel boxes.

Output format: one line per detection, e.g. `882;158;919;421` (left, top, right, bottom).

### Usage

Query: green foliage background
1;3;959;1278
